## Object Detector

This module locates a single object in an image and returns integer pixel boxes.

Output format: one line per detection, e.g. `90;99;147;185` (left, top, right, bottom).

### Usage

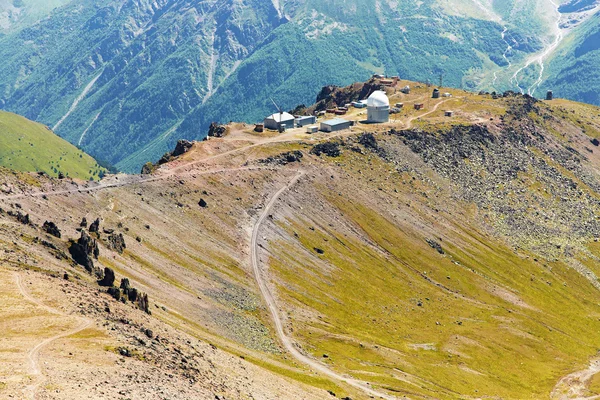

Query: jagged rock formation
69;230;99;273
42;221;61;238
98;267;115;287
208;123;227;138
107;233;126;254
89;218;100;234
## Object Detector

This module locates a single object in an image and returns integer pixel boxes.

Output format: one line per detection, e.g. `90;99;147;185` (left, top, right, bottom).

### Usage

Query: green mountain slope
0;110;105;180
544;12;600;105
1;0;592;173
0;0;548;173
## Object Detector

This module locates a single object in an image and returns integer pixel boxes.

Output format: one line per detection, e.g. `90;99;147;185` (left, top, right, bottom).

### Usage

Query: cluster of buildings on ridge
259;89;394;134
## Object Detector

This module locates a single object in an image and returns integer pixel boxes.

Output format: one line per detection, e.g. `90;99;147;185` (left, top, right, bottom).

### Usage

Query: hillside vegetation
0;110;105;180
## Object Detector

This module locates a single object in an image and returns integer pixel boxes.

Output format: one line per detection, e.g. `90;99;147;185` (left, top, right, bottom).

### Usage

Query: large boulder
69;231;99;272
42;221;61;238
107;233;126;254
89;218;100;233
207;123;227;138
98;267;115;287
172;139;194;157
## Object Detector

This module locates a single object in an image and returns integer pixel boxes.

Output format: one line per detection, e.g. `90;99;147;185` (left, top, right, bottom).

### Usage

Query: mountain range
0;0;599;172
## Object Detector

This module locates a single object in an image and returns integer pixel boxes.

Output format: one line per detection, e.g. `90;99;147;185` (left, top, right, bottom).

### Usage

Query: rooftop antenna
270;97;283;118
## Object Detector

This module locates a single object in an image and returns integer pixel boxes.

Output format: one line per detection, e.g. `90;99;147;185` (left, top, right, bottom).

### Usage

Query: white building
367;91;390;123
264;112;295;131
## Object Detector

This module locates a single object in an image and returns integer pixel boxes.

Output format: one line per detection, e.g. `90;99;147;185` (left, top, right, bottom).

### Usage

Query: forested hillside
0;0;596;172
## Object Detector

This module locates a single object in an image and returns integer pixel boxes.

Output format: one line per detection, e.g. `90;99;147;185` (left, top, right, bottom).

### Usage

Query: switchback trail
15;273;92;400
250;170;398;400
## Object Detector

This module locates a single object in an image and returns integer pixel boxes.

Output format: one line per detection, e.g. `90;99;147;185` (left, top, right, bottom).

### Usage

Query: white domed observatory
367;90;390;123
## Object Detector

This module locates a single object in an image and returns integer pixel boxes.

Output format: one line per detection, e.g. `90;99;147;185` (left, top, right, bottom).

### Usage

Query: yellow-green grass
265;166;600;398
0;110;105;180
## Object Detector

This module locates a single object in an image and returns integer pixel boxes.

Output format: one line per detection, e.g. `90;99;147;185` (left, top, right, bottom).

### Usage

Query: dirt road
15;273;92;400
250;170;398;400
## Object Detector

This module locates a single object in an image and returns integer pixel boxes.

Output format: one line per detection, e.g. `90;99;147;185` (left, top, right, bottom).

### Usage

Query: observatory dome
367;91;390;108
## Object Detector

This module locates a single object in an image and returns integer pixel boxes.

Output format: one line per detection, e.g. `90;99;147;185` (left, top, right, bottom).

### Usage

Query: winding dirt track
250;171;397;400
403;98;452;130
15;273;92;400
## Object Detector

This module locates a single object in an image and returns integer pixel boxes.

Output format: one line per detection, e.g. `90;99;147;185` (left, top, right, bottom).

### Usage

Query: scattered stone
259;150;303;165
199;199;208;208
314;247;325;254
80;217;88;227
592;138;600;147
118;347;132;357
426;239;444;254
42;221;61;238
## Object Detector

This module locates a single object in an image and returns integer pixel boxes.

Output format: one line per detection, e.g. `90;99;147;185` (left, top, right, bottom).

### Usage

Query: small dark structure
546;90;553;101
445;111;454;117
414;103;425;110
432;88;440;99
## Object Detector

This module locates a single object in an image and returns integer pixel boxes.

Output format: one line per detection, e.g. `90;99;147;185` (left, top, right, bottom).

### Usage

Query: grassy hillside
0;110;105;180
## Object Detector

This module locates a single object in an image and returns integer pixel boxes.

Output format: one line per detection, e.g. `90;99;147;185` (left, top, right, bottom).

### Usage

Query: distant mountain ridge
0;0;598;172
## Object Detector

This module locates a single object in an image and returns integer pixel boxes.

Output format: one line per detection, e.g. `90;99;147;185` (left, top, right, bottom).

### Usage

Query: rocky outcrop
69;230;99;273
208;123;227;138
98;267;116;287
198;199;208;208
259;151;303;165
307;80;381;113
138;293;150;314
89;218;101;234
107;233;126;254
42;221;61;238
311;142;341;157
172;140;194;157
8;210;31;225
